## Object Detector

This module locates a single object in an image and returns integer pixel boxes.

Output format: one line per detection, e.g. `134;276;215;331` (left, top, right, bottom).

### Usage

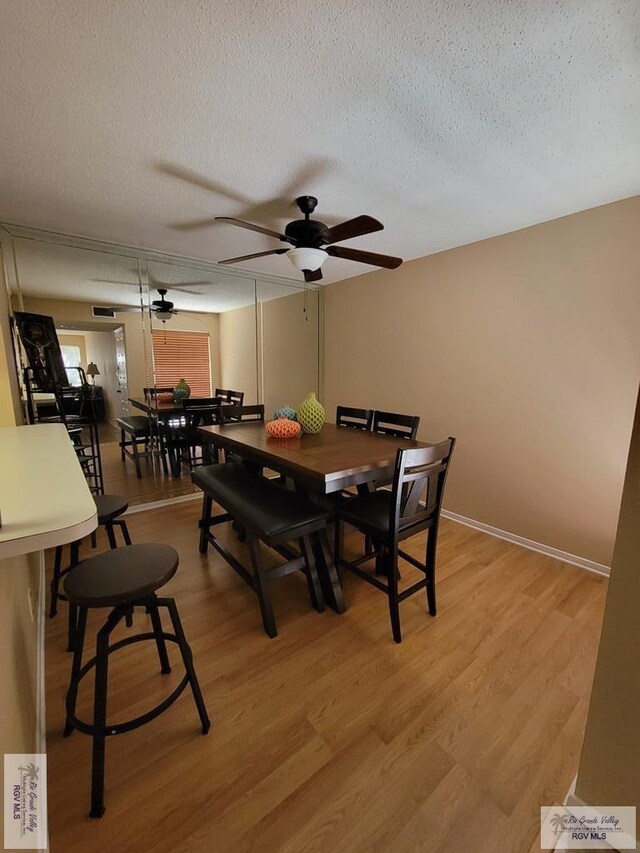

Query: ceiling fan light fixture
286;247;328;272
154;310;173;321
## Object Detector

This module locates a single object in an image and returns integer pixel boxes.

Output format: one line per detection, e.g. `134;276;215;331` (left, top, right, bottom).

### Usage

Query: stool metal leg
67;540;81;652
64;606;88;737
90;610;120;818
115;518;132;546
105;523;117;550
165;599;211;734
49;545;63;618
148;598;171;674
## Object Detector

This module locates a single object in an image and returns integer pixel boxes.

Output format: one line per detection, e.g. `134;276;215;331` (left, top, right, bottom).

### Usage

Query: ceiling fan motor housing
284;218;328;247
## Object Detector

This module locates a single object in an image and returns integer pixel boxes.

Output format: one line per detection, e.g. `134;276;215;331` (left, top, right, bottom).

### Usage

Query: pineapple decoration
297;392;326;434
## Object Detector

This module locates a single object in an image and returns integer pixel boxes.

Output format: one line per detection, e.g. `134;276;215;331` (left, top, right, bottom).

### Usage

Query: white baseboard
124;491;202;515
441;509;610;577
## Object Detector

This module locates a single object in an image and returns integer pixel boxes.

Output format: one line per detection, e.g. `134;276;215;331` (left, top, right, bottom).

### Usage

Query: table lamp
86;362;100;385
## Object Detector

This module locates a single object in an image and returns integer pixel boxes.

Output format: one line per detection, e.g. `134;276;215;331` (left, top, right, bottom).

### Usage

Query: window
151;330;212;396
60;344;82;386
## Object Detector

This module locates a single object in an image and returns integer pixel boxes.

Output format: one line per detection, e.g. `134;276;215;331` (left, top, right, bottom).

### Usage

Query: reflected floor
98;424;200;506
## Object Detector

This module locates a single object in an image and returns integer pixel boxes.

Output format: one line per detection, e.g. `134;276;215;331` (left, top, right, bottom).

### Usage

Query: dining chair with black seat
176;397;224;469
336;406;374;431
334;437;455;643
221;403;264;424
372;410;420;440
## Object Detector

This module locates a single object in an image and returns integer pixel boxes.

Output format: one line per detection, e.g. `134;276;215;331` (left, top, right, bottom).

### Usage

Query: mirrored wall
3;225;321;504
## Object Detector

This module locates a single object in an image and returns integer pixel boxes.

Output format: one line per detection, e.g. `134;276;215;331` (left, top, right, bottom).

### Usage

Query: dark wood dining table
197;422;432;611
197;421;431;494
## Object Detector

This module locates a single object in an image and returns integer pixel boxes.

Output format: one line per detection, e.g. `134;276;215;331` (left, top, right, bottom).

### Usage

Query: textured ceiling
0;0;638;286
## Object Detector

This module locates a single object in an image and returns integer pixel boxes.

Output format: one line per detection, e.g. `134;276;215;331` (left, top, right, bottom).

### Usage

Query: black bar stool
50;494;133;650
63;543;210;818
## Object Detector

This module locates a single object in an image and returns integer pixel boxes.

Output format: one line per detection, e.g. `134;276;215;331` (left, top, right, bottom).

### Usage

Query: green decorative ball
274;406;297;421
297;392;326;434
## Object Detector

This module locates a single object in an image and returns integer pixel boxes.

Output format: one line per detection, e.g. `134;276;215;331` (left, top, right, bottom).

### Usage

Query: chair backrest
389;438;455;540
223;404;265;424
373;410;420;440
336;405;374;431
215;388;245;406
182;396;223;428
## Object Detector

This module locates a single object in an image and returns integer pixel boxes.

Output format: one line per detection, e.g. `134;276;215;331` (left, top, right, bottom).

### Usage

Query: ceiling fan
216;196;403;282
99;288;202;323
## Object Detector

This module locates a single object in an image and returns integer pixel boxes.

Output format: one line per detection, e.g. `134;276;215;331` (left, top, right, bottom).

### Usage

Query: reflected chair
335;438;455;643
215;388;245;407
372;410;420;440
176;397;224;468
336;406;374;431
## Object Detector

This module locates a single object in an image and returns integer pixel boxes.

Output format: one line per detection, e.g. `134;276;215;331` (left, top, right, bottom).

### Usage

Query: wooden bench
192;464;341;637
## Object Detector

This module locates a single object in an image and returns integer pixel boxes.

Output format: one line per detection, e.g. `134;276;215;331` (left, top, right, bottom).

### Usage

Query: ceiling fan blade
323;215;384;245
215;217;293;243
304;268;323;283
218;248;289;265
101;305;143;313
326;245;403;269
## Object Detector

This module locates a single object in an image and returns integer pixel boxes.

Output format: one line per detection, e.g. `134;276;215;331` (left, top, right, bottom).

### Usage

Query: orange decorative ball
266;418;302;439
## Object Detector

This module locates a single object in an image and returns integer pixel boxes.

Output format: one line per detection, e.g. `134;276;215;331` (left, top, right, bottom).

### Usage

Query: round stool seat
63;544;178;609
93;494;128;523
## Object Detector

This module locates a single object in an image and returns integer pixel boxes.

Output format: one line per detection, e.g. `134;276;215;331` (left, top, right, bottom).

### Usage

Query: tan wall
19;296;221;401
261;289;320;418
0;248;41;850
0;550;43;851
0;242;23;426
218;289;320;415
575;385;640;809
218;301;259;404
323;196;640;566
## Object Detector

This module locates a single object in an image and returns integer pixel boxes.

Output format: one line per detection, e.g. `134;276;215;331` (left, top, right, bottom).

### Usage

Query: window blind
151;330;212;396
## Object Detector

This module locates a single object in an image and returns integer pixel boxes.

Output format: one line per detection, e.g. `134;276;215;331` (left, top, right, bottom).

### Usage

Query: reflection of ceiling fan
100;289;202;323
216;195;403;282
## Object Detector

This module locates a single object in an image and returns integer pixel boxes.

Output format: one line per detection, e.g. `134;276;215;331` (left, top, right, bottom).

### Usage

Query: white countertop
0;424;97;559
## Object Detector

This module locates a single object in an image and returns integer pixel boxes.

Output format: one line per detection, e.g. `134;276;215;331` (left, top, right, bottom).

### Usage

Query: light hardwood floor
98;427;200;506
44;502;607;852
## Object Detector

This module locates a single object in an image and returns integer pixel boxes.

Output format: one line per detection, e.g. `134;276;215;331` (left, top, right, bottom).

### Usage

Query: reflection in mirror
7;229;321;507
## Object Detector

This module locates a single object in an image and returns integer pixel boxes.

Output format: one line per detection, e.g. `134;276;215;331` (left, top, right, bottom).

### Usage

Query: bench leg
199;494;212;554
247;537;277;638
120;429;125;461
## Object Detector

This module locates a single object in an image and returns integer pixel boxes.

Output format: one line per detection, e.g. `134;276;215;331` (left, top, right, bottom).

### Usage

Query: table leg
165;427;181;477
313;529;345;614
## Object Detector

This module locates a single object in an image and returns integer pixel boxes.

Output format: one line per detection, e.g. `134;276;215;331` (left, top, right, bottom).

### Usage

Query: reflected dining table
129;397;232;476
198;422;432;610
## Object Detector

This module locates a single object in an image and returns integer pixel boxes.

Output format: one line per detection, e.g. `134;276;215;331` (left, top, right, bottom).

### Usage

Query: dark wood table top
198;422;431;493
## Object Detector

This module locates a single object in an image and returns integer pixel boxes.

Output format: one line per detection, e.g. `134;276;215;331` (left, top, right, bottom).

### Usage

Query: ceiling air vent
92;306;116;318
